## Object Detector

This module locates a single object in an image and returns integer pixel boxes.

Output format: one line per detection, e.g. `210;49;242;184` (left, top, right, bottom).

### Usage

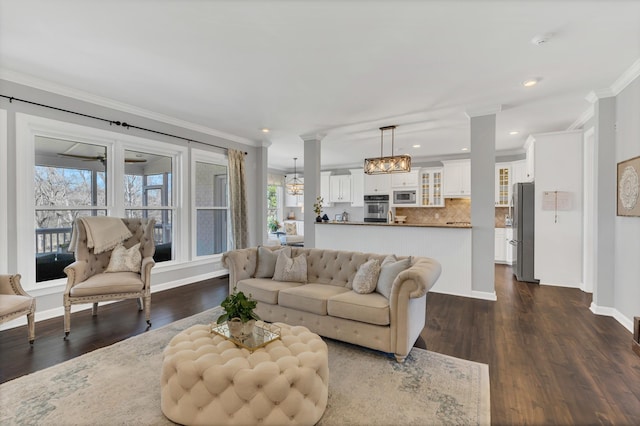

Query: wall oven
364;194;389;223
393;190;416;205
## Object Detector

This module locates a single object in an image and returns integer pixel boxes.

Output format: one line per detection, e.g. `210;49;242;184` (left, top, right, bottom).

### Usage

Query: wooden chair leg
137;297;143;311
64;302;71;339
144;295;151;326
27;311;35;344
92;302;98;316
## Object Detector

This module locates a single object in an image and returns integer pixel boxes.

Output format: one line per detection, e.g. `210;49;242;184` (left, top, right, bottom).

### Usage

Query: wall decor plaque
617;155;640;217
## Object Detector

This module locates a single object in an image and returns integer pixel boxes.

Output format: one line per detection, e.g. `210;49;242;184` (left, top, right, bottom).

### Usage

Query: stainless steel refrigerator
511;182;539;283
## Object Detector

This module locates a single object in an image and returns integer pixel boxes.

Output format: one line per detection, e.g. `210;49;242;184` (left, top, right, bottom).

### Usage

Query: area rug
0;307;490;425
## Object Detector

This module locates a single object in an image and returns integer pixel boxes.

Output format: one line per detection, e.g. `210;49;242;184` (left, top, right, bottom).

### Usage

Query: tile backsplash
396;200;512;227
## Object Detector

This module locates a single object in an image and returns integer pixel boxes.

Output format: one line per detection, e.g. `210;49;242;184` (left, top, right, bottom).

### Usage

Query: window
34;137;107;282
192;150;229;257
123;149;174;262
267;174;284;235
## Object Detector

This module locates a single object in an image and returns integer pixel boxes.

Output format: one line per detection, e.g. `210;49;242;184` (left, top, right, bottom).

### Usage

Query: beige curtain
228;149;249;249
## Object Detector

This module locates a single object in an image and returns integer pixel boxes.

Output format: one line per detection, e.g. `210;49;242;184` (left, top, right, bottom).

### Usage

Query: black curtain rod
0;94;247;155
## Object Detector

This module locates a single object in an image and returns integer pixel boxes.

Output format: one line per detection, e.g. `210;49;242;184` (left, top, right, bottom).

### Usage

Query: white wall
533;130;584;287
614;75;640;325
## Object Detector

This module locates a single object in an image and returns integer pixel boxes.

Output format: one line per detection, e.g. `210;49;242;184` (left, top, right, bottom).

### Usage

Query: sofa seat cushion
0;294;33;316
236;278;303;305
327;291;390;326
70;272;143;297
279;284;349;316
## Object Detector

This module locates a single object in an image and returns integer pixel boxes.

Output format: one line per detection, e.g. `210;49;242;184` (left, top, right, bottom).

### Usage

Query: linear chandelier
286;157;304;195
364;125;411;175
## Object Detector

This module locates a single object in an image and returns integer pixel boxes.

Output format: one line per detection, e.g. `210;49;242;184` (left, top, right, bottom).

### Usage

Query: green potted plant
217;286;261;338
313;196;324;222
267;217;280;233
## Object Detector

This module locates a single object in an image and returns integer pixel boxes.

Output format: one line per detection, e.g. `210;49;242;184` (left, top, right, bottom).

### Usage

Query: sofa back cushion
302;248;386;288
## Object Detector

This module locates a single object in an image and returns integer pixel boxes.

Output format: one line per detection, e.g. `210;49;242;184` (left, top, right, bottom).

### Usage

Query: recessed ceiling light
261;128;270;133
509;131;520;135
412;144;421;148
461;147;469;152
522;79;539;87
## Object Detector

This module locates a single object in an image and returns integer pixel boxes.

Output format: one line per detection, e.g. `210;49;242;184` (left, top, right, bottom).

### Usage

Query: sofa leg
394;354;407;363
92;302;98;316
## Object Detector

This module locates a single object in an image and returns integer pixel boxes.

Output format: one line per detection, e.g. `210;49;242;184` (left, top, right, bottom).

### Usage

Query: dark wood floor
1;266;639;425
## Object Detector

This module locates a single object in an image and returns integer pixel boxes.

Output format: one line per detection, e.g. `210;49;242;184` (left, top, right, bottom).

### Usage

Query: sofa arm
391;257;442;299
222;248;258;288
141;256;156;287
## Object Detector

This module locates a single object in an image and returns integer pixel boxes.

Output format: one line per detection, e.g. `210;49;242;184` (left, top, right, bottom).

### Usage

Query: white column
258;139;271;246
302;134;323;248
467;105;500;299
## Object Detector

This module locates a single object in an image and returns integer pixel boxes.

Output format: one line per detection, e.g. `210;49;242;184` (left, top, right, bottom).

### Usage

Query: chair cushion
70;272;144;297
254;246;291;278
279;284;349;315
236;278;303;305
327;291;390;325
0;294;33;317
105;243;142;273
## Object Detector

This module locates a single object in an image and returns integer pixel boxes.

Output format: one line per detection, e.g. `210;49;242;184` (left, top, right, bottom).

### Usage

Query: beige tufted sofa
63;218;156;337
223;247;442;362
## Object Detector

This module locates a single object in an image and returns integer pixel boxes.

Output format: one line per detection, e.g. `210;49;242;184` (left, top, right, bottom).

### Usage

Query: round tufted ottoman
160;322;329;426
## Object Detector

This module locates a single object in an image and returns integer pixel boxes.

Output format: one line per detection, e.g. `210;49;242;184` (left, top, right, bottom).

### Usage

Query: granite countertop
315;221;472;228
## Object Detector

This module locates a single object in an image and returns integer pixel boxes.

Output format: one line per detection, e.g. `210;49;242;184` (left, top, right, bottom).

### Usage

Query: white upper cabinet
329;174;352;203
320;171;333;207
495;163;511;206
442;159;471;197
511;160;527;184
349;169;364;207
391;170;419;188
363;173;391;195
419;167;444;207
525;139;535;182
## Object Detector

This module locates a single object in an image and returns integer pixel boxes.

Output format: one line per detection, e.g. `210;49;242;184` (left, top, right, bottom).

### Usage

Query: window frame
16;113;187;291
190;148;230;260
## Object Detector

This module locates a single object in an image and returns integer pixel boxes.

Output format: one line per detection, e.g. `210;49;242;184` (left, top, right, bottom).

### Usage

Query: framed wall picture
617;155;640;217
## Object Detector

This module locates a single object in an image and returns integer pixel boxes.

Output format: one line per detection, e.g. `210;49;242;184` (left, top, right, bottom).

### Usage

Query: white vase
242;319;256;337
227;318;256;339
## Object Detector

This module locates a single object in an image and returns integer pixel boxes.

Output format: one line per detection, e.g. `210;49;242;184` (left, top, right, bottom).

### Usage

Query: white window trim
16;113;188;289
191;148;230;260
0;109;7;272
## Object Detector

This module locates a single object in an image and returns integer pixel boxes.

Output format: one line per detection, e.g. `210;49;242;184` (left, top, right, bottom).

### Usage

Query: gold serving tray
210;322;281;351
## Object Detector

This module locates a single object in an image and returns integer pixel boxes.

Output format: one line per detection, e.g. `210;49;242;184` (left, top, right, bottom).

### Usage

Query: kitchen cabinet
443;159;471;197
320;171;333;207
511;160;527;184
419;167;444;207
495;163;511;206
525;139;535;182
505;227;514;265
495;227;514;265
349;169;364;207
391;170;419;188
364;173;391;195
329;175;352;203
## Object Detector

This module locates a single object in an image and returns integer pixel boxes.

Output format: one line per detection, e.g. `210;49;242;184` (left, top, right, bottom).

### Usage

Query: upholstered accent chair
0;274;36;344
63;218;156;338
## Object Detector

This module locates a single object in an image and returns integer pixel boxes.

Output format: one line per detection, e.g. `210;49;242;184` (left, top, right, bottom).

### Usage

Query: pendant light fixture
286;157;304;195
364;125;411;174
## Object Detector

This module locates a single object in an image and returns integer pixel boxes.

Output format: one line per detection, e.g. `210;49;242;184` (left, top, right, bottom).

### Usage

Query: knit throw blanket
69;217;133;254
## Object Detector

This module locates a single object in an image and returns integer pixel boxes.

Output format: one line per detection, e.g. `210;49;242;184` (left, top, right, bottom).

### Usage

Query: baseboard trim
430;288;497;301
0;270;228;331
589;302;634;333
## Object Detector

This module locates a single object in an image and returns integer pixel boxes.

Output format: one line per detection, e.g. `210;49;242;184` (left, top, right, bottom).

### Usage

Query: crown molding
567;105;594;130
300;133;326;142
585;89;615;103
0;69;259;147
465;104;502;118
611;57;640;96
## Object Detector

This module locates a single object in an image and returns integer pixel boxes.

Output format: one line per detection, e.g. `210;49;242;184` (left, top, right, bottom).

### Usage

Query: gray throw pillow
375;255;412;299
352;259;381;294
273;251;307;283
254;245;292;278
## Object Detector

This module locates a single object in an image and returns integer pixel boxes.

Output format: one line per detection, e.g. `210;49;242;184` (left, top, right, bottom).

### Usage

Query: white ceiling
1;1;639;172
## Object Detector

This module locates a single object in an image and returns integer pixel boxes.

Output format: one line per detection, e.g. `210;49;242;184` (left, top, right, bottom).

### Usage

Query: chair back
73;218;156;276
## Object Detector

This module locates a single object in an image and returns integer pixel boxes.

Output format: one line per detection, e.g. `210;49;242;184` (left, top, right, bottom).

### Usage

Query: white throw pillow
375;255;412;299
352;259;381;294
105;243;141;273
254;245;292;278
273;251;307;283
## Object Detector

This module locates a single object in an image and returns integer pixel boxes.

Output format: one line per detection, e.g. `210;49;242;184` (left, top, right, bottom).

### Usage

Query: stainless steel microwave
393;190;416;204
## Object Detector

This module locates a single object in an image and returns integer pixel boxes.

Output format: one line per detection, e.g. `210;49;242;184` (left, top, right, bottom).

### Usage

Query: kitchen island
315;221;477;299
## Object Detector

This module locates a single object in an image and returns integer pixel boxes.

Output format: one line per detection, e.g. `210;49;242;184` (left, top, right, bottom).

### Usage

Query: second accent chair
63;218;156;338
0;274;36;344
